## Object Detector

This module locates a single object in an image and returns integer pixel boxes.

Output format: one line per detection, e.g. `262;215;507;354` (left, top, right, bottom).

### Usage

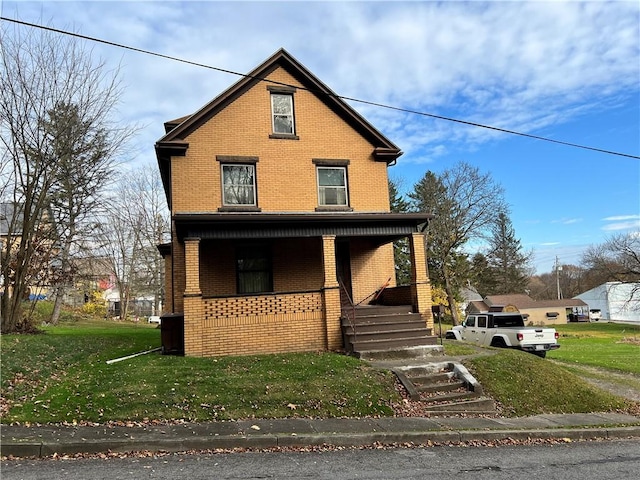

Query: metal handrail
338;278;357;351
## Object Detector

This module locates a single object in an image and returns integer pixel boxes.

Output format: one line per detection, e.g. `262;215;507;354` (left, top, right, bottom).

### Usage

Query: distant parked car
148;316;161;324
589;309;602;322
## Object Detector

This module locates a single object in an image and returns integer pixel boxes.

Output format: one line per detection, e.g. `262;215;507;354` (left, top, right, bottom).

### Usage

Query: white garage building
575;282;640;324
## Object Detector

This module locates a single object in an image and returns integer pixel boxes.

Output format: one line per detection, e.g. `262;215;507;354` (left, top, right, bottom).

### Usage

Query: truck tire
533;351;547;358
490;337;507;348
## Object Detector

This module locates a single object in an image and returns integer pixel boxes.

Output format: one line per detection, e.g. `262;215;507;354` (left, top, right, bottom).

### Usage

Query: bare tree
127;164;170;315
581;232;640;302
0;22;133;331
97;165;169;320
409;162;507;324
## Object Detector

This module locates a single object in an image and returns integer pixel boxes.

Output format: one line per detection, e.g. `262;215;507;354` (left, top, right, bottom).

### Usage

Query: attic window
271;93;295;135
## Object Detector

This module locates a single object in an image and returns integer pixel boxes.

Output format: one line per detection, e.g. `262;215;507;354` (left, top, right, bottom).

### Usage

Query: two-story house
155;49;435;357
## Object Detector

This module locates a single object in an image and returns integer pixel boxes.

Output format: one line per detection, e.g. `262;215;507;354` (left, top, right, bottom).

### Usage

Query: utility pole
555;256;563;300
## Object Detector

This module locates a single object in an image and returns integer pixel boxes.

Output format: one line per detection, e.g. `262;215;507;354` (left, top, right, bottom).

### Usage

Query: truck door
462;316;476;341
476;315;489;345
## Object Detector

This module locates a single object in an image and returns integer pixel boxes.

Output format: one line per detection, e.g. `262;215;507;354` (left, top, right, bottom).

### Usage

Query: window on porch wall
236;245;273;294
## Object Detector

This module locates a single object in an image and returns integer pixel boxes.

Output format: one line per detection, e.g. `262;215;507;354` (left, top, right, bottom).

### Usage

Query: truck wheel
445;332;457;340
490;338;506;348
533;351;547;359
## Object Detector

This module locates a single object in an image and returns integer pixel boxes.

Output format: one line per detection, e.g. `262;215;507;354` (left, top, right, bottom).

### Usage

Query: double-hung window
222;164;256;206
217;156;259;209
271;93;295;135
317;166;348;206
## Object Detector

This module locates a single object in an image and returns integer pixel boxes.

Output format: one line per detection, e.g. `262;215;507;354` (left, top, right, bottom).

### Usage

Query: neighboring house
460;285;483;315
0;202;55;300
467;294;588;325
155;49;433;357
575;282;640;324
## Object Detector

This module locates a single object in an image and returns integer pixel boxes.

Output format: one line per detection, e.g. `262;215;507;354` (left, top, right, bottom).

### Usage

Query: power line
2;16;639;160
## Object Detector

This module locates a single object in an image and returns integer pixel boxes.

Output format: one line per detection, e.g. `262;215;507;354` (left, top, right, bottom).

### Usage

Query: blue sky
2;0;639;274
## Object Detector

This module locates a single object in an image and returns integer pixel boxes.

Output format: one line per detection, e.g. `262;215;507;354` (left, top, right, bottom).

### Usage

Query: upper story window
268;86;298;139
271;93;294;135
317;166;348;206
222;164;256;206
217;156;259;209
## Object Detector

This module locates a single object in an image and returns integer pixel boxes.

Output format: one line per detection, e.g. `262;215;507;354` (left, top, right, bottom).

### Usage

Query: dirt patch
558;363;640;403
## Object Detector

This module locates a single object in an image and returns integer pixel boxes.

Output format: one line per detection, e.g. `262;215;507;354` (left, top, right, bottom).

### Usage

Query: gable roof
155;49;403;204
485;294;587;309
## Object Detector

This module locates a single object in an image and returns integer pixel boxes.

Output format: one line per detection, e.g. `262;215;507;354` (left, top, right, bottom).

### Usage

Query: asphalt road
3;439;640;480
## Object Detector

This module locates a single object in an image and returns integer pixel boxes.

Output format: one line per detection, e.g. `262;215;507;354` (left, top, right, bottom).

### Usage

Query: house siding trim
173;212;430;241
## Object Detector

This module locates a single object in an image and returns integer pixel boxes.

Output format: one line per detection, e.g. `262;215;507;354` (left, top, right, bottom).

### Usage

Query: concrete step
342;320;428;334
409;372;454;385
350;335;438;352
391;361;495;415
356;345;444;361
422;397;496;413
420;390;482;404
416;380;466;394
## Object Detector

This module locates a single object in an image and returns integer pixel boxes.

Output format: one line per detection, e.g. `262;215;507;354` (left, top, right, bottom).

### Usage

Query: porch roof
173;212;430;243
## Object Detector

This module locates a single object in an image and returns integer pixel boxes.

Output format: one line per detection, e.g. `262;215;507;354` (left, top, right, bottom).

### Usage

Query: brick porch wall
198;292;325;356
349;239;396;305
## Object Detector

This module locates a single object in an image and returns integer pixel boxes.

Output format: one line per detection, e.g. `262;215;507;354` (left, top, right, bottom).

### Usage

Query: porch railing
338;278;357;350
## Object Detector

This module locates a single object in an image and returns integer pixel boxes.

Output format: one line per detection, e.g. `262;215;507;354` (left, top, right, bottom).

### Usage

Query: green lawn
465;349;632;417
549;322;640;374
2;316;638;424
1;319;398;424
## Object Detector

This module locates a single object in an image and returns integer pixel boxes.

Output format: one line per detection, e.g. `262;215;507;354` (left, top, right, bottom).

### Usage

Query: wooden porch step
354;305;414;317
342;319;428;334
343;313;424;327
345;327;433;343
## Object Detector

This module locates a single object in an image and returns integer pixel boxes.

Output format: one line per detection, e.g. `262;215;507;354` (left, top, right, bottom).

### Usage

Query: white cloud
602;215;640;221
6;0;637;165
600;214;640;231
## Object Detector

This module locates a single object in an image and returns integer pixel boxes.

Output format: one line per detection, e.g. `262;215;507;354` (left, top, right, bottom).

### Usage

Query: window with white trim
271;93;295;135
317;166;348;206
221;164;256;206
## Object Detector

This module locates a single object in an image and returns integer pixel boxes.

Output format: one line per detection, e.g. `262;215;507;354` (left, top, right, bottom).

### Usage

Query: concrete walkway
2;413;640;458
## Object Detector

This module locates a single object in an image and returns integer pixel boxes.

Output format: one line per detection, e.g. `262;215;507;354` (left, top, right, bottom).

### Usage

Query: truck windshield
493;315;525;328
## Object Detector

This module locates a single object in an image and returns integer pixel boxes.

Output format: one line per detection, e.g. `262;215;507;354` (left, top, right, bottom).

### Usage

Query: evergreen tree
470;252;497;297
389;178;412;285
486;212;532;294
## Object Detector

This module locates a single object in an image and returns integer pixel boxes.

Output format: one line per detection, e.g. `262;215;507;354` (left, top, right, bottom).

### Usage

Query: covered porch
161;212;433;357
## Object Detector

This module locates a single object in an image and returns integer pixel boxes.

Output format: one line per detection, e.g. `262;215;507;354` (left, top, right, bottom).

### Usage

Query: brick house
155;49;435;357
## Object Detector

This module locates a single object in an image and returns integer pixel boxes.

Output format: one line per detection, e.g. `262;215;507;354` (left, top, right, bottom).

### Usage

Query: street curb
3;426;640;458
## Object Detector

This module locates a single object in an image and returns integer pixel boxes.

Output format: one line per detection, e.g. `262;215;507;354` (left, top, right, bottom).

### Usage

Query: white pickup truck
445;312;560;358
